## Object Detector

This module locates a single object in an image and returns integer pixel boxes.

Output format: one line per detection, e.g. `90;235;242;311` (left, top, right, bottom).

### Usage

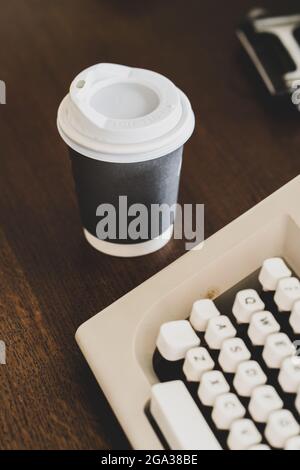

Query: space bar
150;380;221;450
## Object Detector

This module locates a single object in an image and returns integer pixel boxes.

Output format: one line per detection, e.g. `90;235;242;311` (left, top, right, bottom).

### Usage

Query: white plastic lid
57;63;195;163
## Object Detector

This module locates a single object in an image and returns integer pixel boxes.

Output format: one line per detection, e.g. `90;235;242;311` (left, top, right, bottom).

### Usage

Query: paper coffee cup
57;63;195;257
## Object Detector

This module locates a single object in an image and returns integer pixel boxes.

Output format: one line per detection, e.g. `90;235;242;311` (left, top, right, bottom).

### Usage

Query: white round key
183;347;214;382
249;444;271;450
204;315;236;350
212;393;246;430
249;385;283;423
259;258;291;292
218;337;251;373
262;333;295;369
197;370;230;406
190;299;220;332
227;419;262;450
295;390;300;415
265;409;300;449
290;300;300;334
278;357;300;393
285;436;300;450
232;289;265;324
274;277;300;312
248;311;280;346
233;360;267;397
156;320;200;361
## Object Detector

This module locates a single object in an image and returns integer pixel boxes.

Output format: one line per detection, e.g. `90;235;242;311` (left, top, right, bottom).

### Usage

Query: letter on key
150;381;221;450
156;320;200;361
183;347;214;382
262;333;295;369
248;311;280;346
249;385;283;423
265;410;300;449
233;360;267;397
198;370;230;407
190;299;220;332
278;357;300;393
227;419;262;450
204;316;236;350
259;258;291;291
274;277;300;312
232;289;265;324
212;393;246;430
218;338;251;373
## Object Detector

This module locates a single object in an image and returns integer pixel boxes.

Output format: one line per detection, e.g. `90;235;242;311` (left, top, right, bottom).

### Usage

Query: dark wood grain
0;0;300;450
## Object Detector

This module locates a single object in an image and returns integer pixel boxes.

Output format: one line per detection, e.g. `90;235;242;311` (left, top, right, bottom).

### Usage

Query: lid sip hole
76;80;86;89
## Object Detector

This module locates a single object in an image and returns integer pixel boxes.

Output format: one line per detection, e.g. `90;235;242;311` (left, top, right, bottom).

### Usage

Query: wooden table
1;0;300;450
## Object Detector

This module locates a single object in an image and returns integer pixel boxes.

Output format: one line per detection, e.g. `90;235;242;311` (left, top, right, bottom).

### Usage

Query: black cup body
69;147;183;245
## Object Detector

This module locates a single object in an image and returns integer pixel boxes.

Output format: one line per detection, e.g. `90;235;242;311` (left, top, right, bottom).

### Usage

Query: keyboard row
152;258;300;450
156;318;300;447
158;314;300;392
191;282;300;334
151;381;300;450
